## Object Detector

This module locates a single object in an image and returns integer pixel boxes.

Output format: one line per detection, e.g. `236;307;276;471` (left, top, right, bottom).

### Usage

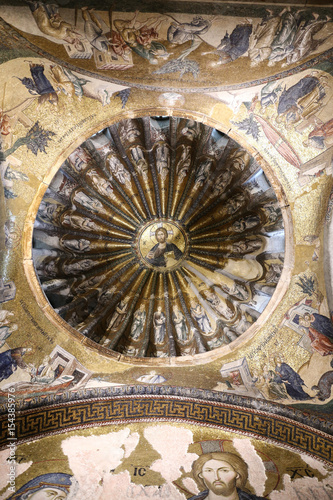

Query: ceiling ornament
32;117;285;358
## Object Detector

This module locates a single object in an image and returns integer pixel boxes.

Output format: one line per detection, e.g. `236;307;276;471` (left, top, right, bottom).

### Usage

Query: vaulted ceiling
0;1;333;498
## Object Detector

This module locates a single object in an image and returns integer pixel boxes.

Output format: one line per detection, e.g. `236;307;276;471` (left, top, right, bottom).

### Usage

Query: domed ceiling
1;2;333;497
32;117;285;358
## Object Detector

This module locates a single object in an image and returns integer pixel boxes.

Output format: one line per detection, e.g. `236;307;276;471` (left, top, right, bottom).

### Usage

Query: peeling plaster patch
233;438;267;497
300;453;333;477
158;93;185;107
98;470;186;499
0;449;32;497
96;470;132;500
269;473;333;500
61;429;187;500
123;432;140;459
144;425;197;483
182;477;200;496
61;429;137;499
207;86;260;114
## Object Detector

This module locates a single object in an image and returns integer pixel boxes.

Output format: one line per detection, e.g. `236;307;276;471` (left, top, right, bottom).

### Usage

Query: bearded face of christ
156;228;167;243
199;459;239;497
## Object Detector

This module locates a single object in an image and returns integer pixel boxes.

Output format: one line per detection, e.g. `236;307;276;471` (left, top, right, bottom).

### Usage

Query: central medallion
137;220;187;270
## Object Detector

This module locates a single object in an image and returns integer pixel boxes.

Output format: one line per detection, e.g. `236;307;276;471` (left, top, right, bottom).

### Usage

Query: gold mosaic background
0;1;333;497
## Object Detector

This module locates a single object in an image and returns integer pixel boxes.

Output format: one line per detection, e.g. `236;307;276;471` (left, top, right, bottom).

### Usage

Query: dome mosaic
32;117;285;358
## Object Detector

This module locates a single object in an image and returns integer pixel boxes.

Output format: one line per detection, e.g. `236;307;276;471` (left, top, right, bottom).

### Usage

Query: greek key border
1;393;332;464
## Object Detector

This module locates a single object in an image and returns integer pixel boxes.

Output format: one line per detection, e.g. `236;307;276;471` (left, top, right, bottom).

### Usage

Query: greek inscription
19;299;54;344
133;466;147;477
58;114;97;144
287;467;315;480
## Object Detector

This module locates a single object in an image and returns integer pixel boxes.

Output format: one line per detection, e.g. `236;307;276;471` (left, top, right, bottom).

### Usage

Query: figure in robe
176;144;192;183
262;365;289;400
81;7;109;52
0;310;14;325
130;304;146;340
212;169;232;197
274;356;312;400
298;312;333;356
248;9;284;66
68;147;91;172
17;62;58;105
86;168;116;200
194;158;213;188
114;11;167;64
61;238;91;253
73;190;105;213
190;302;212;334
27;1;83;46
268;9;299;65
304;118;333;150
155;143;170;181
8;472;76;500
154;306;166;344
31;355;56;384
146;227;183;267
285;14;331;65
107;298;129;331
276;74;326;126
172;305;188;341
130;146;149;180
214;23;253;64
0;324;18;348
167;16;211;61
205;291;234;320
0;348;31;382
107;155;131;184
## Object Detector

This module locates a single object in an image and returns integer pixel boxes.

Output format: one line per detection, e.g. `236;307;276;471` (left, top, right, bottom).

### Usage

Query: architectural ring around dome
23;111;294;366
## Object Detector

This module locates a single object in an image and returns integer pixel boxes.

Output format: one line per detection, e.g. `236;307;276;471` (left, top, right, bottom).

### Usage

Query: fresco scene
0;0;332;498
1;423;333;500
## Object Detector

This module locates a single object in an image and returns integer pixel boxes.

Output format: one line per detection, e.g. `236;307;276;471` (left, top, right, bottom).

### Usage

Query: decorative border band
0;390;332;463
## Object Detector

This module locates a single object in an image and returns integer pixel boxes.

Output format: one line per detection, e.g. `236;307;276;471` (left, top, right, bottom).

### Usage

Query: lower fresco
0;422;332;499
